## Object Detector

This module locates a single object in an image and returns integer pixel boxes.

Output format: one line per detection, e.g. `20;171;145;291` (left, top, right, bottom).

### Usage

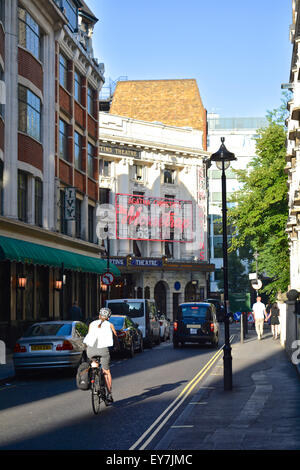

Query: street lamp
210;137;237;391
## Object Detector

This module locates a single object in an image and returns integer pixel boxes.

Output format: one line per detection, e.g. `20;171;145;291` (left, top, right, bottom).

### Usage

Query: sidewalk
155;327;300;451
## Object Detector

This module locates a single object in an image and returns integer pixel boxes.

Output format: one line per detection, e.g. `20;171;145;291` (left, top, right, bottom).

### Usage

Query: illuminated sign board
115;193;194;242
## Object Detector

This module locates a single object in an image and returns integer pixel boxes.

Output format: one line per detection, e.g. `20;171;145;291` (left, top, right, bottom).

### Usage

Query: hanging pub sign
64;187;76;221
115;193;194;242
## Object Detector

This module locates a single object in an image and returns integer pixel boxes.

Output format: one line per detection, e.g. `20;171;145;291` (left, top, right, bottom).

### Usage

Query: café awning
0;235;120;276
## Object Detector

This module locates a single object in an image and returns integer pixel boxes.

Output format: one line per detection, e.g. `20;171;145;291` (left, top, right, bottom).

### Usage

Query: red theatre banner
115;194;194;242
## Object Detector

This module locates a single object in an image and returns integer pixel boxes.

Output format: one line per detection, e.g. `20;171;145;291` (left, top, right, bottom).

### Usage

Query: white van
105;299;161;347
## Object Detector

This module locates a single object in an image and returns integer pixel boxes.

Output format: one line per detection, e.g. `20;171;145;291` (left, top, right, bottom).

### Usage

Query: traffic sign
101;272;115;286
251;279;262;290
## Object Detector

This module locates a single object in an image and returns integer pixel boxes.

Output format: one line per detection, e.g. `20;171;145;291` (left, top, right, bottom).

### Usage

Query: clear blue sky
87;0;292;118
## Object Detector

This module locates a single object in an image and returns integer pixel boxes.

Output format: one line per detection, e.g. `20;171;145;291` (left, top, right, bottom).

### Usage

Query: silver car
13;321;88;375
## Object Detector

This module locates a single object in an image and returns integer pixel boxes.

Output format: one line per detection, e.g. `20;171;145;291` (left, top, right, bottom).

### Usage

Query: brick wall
110;79;207;150
59;159;72;185
59;86;71;115
18;48;43;92
18;133;43;171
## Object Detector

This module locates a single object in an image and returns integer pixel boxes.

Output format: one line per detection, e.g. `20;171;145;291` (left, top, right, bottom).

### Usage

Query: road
0;324;236;450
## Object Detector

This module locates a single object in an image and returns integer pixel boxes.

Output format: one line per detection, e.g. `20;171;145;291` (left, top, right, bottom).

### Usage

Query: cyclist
84;307;118;403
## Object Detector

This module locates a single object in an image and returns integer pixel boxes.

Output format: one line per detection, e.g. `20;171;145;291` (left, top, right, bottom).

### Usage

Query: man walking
252;296;267;340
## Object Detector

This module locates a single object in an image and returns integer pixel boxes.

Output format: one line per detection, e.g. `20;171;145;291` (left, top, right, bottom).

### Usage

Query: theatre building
98;79;214;320
0;0;119;347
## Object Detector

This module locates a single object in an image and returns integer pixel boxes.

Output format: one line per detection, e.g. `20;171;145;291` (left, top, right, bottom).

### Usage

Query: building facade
207;114;267;311
286;0;300;291
98;80;214;320
0;0;118;347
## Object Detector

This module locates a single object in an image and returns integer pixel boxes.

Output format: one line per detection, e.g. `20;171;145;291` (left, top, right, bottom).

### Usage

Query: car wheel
128;341;135;358
138;338;144;353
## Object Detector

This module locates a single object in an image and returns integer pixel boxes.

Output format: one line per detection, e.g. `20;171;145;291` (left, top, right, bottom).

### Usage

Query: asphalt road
0;325;232;450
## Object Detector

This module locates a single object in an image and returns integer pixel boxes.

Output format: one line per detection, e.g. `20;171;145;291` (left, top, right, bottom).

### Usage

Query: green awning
0;235;120;276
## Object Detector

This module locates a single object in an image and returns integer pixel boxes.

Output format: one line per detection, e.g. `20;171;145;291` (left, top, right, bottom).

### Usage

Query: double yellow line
130;337;234;450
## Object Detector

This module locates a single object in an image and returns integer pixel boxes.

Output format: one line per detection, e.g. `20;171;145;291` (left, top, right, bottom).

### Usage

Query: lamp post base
223;343;232;391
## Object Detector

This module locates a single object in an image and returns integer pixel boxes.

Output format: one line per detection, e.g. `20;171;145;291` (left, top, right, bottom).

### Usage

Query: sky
86;0;292;118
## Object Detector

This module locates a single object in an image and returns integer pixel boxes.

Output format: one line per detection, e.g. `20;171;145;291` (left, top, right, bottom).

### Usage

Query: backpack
76;362;91;391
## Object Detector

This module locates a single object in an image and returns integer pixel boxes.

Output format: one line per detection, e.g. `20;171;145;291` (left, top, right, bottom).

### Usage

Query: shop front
0;234;120;348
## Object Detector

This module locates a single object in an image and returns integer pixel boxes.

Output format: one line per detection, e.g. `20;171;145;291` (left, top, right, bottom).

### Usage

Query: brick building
0;0;119;347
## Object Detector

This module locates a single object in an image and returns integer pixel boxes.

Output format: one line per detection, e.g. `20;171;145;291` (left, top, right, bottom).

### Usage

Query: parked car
158;314;171;341
105;299;161;347
13;321;88;376
205;298;225;322
109;315;144;357
173;302;219;348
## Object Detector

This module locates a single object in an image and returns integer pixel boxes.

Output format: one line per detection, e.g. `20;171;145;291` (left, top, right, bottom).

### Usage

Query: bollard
240;313;244;343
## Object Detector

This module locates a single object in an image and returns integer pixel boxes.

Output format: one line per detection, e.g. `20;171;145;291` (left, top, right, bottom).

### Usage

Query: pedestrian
266;301;272;325
69;300;83;321
252;296;267;340
268;302;280;340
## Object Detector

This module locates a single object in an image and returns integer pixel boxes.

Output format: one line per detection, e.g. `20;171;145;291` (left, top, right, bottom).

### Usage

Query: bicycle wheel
100;370;109;406
91;370;101;414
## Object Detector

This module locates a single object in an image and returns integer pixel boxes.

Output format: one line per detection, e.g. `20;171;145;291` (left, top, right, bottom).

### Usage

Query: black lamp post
210;137;236;391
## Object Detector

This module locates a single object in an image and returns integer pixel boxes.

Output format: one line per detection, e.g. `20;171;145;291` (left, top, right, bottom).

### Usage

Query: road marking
171;425;194;428
129;335;235;450
189;401;207;405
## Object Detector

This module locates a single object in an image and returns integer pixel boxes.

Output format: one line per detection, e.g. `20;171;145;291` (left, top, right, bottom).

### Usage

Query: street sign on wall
65;188;76;221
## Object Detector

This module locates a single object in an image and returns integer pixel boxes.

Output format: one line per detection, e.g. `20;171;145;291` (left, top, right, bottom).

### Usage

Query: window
133;164;143;181
62;0;78;32
164;168;175;184
0;0;5;25
75;198;82;239
74;132;82;170
18;85;41;141
59;119;69;161
18;7;41;60
18;171;27;222
100;160;111;176
87;143;94;178
88;205;94;243
87;86;94;115
74;70;82;103
59;53;68;89
99;188;110;205
35;178;43;227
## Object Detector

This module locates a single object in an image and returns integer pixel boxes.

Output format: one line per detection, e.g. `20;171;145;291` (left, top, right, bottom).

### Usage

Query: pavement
1;326;300;451
155;325;300;450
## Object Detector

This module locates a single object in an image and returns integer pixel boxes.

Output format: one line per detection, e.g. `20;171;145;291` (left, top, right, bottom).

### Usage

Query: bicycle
89;356;109;415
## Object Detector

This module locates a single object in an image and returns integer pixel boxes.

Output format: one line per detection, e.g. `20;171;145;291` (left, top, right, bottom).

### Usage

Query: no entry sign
101;272;115;286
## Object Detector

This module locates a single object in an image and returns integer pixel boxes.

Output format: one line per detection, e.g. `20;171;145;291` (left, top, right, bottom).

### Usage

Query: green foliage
228;98;290;300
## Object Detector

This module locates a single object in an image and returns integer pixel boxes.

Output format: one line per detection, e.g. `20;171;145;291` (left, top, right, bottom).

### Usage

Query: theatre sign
115;193;194;242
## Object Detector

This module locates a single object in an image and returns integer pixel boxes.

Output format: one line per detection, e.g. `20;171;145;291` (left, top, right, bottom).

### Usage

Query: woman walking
268;302;280;340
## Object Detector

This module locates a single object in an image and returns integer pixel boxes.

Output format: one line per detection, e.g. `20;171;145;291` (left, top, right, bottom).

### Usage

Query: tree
228;97;290;300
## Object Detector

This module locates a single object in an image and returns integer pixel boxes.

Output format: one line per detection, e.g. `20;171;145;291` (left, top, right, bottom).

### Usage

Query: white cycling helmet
99;307;112;319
